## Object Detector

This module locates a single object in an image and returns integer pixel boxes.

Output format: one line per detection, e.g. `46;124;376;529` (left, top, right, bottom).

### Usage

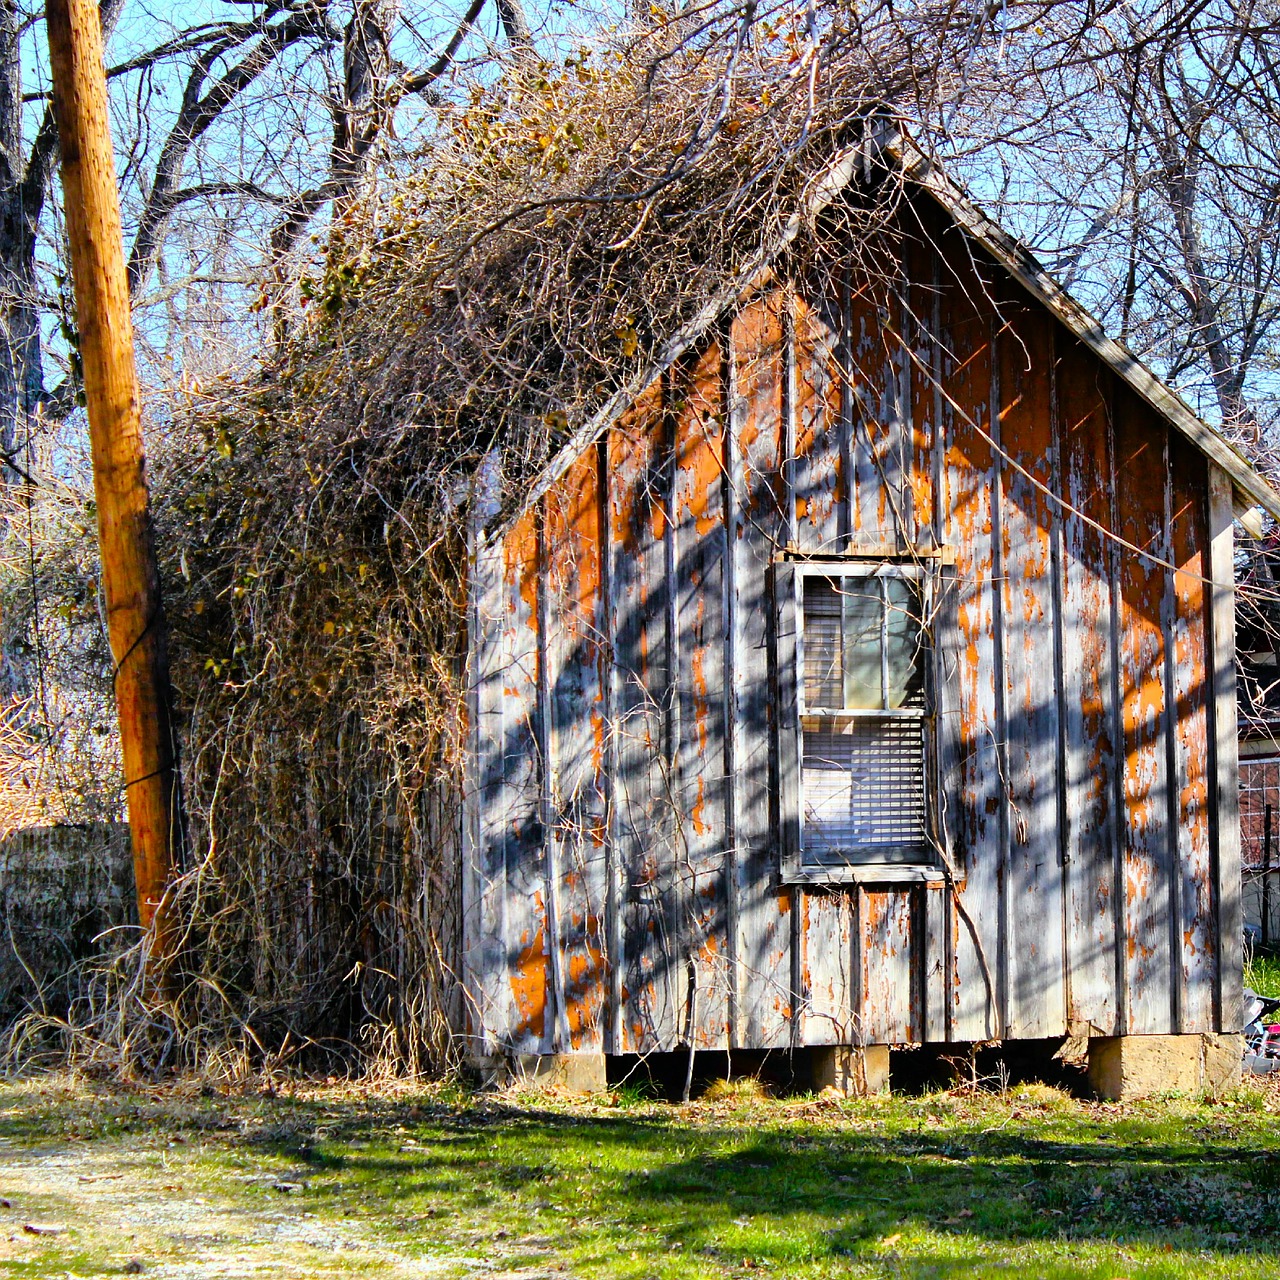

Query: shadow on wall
0;822;135;1023
473;514;1217;1053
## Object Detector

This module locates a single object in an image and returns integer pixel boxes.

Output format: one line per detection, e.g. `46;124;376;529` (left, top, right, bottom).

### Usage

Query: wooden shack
461;137;1280;1096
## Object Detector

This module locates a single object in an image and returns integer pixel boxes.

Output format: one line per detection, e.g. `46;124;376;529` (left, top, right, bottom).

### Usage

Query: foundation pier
508;1053;608;1094
812;1045;891;1097
1087;1033;1242;1100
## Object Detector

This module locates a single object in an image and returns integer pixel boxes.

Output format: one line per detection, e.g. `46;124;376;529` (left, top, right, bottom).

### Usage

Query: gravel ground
0;1134;494;1278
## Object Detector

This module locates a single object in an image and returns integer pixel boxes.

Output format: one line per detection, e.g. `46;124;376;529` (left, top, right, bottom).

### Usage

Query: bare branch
125;2;330;297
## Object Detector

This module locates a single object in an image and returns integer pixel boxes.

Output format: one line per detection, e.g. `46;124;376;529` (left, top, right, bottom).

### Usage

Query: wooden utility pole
46;0;180;959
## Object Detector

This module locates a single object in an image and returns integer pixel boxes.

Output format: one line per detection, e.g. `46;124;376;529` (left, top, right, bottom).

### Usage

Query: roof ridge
489;126;1280;539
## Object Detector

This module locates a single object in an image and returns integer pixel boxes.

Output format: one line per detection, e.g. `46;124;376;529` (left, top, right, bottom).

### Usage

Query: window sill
782;863;946;887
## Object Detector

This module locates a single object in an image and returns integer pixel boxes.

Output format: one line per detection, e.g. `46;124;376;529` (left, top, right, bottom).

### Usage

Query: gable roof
499;128;1280;533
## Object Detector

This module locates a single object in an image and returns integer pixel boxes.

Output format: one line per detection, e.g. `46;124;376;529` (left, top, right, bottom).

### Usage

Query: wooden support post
46;0;179;959
1208;465;1242;1032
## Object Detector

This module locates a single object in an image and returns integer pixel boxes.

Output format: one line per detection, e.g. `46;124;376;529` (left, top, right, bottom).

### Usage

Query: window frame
776;556;942;886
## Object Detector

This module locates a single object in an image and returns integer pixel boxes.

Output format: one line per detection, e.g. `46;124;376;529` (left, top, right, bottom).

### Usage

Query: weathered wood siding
463;189;1231;1053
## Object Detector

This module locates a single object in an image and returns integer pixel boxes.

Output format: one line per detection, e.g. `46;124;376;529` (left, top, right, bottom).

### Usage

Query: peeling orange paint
675;341;725;541
508;507;539;622
510;926;547;1042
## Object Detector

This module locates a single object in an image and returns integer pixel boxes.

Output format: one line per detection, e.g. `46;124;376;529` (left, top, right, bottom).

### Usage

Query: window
778;561;935;881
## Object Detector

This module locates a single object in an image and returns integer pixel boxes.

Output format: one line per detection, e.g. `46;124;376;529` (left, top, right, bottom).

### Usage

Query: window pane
802;577;844;708
839;580;883;710
802;714;927;857
884;576;925;709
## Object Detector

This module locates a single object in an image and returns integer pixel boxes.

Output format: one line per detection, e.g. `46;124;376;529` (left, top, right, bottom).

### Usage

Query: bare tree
937;0;1280;450
2;0;1276;465
10;0;1280;1070
0;0;535;471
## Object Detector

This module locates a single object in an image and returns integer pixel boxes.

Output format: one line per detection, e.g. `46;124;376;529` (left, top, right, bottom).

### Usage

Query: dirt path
0;1135;503;1278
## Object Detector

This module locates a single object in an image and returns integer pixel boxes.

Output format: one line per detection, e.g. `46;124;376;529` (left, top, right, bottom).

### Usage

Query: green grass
1246;949;1280;999
4;1075;1280;1277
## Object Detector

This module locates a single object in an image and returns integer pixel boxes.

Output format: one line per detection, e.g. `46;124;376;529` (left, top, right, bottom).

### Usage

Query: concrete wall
0;823;134;1022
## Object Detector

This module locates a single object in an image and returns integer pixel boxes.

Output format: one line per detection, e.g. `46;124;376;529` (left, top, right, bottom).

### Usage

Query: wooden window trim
776;555;940;886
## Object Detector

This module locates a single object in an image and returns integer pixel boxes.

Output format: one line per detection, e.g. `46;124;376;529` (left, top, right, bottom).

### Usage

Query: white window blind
798;571;930;865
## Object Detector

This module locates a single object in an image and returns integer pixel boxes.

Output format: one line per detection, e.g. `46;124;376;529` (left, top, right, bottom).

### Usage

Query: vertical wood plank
923;884;948;1042
462;517;481;1051
861;890;915;1044
847;255;909;549
935;229;1003;1041
535;504;570;1052
903;206;939;551
608;384;681;1052
502;508;549;1052
730;291;794;1047
838;269;856;552
988;318;1012;1042
720;322;741;1048
1161;456;1186;1035
1114;395;1175;1034
775;556;803;1022
1105;387;1130;1037
1209;464;1243;1033
801;890;853;1045
780;288;802;1045
922;208;956;1042
890;242;915;546
851;885;865;1043
903;204;948;1043
544;457;609;1052
783;290;799;549
673;341;731;1048
994;304;1067;1038
1055;335;1121;1035
1169;438;1216;1032
599;438;625;1055
464;522;511;1055
663;372;689;1047
792;275;844;554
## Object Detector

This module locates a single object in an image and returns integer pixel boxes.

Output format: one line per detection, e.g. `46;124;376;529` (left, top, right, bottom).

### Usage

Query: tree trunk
496;0;534;60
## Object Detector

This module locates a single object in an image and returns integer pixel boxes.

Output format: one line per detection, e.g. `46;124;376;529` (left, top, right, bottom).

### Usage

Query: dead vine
4;0;1019;1077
